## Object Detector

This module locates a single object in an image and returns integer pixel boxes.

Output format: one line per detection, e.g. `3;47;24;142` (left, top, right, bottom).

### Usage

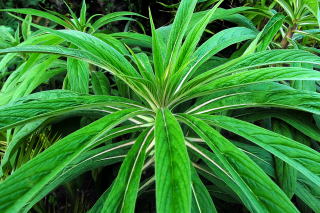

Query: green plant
0;0;147;104
245;0;320;48
0;0;320;212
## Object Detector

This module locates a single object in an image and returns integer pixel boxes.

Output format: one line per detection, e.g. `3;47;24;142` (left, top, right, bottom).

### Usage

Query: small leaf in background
66;58;90;94
91;71;110;95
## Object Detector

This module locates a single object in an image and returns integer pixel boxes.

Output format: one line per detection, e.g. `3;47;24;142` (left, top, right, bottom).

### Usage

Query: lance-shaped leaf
0;95;144;130
188;87;320;115
149;10;165;80
102;128;153;212
66;58;90;94
91;11;144;31
0;45;105;69
174;0;223;73
197;115;320;187
91;71;110;95
0;109;144;212
272;120;297;199
235;109;320;142
192;49;320;84
256;13;285;51
175;27;256;92
191;166;217;213
226;49;320;72
25;140;132;211
155;108;191;213
0;8;74;29
187;66;320;97
164;0;197;71
179;114;298;213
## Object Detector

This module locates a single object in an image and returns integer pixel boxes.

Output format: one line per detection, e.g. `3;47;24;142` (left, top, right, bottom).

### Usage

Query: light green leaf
149;9;164;80
0;109;143;212
164;0;197;71
80;0;87;26
66;58;90;94
236;109;320;142
272;120;297;199
302;0;320;26
256;13;285;51
102;128;153;213
193;49;320;85
0;95;144;130
198;115;320;187
155;108;191;213
91;12;144;31
0;8;74;29
174;0;223;73
173;27;257;95
188;87;320;115
25;141;130;212
226;49;320;72
91;71;110;95
187;66;320;98
191;166;217;213
179;114;298;213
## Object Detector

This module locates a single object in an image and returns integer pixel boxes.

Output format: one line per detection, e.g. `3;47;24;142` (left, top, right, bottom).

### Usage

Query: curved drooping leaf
91;71;110;95
188;87;320;115
0;8;74;29
25;26;140;79
66;58;90;94
0;55;65;105
1;122;143;179
102;128;153;213
187;143;244;205
93;33;129;55
185;66;320;98
110;32;152;49
272;120;297;199
171;7;255;38
191;166;217;213
0;109;143;213
155;109;191;213
197;115;320;187
91;11;144;31
179;114;298;213
24;141;131;212
192;49;320;84
0;95;145;130
8;89;82;104
0;31;150;98
0;45;105;68
226;49;320;72
235;109;320;142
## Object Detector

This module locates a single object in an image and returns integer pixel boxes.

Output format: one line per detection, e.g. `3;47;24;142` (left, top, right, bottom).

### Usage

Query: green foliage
0;0;320;212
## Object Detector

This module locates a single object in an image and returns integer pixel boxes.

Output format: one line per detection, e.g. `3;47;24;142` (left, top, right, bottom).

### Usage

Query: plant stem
281;24;297;48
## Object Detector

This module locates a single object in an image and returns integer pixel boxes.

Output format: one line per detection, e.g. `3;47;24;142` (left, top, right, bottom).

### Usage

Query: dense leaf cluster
0;0;320;212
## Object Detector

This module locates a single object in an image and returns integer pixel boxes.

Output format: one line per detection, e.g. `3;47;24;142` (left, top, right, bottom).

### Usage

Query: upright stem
281;24;297;48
